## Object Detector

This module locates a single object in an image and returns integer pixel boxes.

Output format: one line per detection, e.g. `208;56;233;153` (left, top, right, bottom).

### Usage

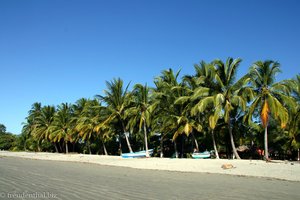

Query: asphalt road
0;157;299;200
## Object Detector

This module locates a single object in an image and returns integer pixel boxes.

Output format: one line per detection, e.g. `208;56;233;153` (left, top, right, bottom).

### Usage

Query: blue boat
121;149;154;158
192;151;211;159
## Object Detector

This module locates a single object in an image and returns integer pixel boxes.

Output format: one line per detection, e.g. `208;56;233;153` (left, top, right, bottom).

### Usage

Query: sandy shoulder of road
1;151;299;181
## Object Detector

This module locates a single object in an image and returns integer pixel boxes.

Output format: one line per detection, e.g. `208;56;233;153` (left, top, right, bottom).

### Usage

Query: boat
192;151;211;159
121;149;154;158
137;149;154;154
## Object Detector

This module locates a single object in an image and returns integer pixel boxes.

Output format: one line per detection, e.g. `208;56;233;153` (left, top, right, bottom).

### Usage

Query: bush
0;132;17;150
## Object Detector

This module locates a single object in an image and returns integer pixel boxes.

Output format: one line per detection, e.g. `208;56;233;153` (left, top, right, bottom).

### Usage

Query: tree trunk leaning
124;133;133;153
143;120;150;158
191;132;199;152
54;143;59;153
122;123;133;153
102;140;108;155
228;121;241;159
211;130;220;159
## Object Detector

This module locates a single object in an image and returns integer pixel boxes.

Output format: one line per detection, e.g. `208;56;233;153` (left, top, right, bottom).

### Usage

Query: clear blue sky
0;0;299;134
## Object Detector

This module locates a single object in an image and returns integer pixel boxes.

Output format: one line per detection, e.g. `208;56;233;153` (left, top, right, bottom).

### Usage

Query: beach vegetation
8;58;299;160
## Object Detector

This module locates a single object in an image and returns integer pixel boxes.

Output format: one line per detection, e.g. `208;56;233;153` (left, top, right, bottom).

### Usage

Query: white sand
1;151;299;181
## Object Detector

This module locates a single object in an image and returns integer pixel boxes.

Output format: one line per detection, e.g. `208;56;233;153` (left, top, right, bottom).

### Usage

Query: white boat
192;151;211;159
121;149;154;158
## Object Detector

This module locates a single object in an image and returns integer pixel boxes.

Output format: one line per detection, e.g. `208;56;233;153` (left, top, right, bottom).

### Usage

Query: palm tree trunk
72;142;75;152
160;136;164;158
228;121;241;159
124;133;133;153
122;123;133;153
118;133;122;155
174;140;179;158
65;142;69;154
191;132;199;152
211;130;220;159
37;141;41;152
102;140;108;155
53;143;59;153
59;142;63;153
181;135;184;158
264;124;269;160
88;141;92;155
24;140;27;151
143;120;150;158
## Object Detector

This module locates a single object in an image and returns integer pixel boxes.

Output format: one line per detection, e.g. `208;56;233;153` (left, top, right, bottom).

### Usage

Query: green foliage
246;60;295;159
11;58;299;160
0;124;6;133
0;124;17;150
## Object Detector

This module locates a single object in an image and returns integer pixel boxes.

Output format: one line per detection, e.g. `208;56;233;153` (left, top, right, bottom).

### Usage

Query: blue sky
0;0;299;134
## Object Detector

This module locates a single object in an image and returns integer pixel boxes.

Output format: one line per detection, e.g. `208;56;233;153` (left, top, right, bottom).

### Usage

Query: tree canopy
5;58;299;160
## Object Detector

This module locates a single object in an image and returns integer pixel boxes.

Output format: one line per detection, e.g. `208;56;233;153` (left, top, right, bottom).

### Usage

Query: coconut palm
94;122;111;155
73;98;89;117
76;99;110;155
287;75;300;150
49;103;74;154
97;78;133;153
173;77;203;153
278;75;300;151
172;84;203;158
247;60;295;160
191;58;252;159
152;69;181;157
31;105;57;152
20;118;35;151
25;102;42;151
184;61;221;158
73;98;91;153
126;84;153;157
153;68;198;158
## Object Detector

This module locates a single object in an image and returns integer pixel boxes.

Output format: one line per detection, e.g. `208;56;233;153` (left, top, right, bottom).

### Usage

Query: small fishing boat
121;149;154;158
192;151;211;159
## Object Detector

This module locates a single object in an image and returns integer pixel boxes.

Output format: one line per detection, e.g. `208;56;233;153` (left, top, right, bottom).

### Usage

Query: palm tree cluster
18;58;300;160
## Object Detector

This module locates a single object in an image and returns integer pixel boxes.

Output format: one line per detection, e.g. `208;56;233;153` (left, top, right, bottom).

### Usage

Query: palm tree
126;84;153;157
287;75;300;150
174;77;203;153
76;99;110;155
172;84;204;158
153;68;198;158
191;58;251;159
73;98;92;153
97;78;133;154
94;123;111;155
185;61;221;158
247;60;294;160
32;105;57;152
20;119;34;151
26;102;42;151
49;103;74;154
73;98;89;117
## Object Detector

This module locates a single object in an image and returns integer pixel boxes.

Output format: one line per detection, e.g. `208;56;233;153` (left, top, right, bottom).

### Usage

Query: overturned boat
192;151;211;159
121;149;154;158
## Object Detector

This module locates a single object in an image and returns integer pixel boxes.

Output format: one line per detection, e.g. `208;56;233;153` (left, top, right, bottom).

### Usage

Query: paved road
0;157;299;200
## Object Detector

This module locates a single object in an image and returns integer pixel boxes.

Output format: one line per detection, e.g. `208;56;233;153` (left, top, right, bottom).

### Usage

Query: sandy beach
1;156;300;200
1;151;299;182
